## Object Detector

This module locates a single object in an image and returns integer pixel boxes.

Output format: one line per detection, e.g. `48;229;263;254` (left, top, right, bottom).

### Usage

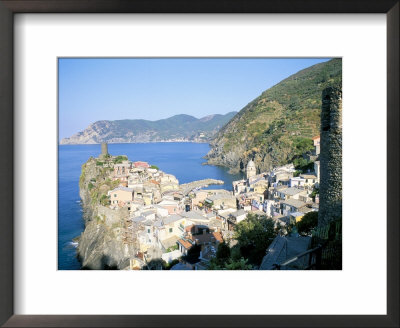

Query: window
114;194;117;197
169;228;173;233
147;229;150;233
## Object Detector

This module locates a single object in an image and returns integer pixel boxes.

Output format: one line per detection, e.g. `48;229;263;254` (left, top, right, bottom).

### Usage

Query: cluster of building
96;137;321;270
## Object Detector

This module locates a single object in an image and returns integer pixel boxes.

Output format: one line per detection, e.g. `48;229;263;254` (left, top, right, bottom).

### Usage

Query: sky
59;58;330;139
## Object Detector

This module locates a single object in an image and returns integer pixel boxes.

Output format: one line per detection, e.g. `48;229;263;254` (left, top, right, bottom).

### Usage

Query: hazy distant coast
60;112;236;145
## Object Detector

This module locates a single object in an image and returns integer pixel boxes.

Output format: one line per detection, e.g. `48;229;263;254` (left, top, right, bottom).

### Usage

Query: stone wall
101;142;108;157
318;86;342;227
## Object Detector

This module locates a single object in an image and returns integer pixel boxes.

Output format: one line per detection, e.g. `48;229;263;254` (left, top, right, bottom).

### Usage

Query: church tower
246;160;256;180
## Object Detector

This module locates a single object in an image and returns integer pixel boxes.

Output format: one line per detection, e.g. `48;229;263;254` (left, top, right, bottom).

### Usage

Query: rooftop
259;234;311;270
132;216;146;223
230;209;247;218
177;238;193;250
163;215;183;225
282;187;305;196
182;211;208;222
282;198;307;209
300;174;318;179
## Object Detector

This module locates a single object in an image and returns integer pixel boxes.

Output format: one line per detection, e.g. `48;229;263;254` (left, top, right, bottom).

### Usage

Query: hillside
60;112;237;144
205;58;342;173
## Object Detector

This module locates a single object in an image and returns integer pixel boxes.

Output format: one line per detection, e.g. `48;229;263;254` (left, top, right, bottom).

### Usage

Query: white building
246;160;256;179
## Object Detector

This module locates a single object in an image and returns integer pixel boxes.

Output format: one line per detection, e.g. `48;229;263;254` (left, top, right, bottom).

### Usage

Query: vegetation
310;186;319;202
207;214;277;270
210;58;342;170
166;244;178;253
113;155;128;164
208;257;252;270
182;244;201;264
233;213;277;265
296;211;318;236
164;259;179;270
150;165;159;170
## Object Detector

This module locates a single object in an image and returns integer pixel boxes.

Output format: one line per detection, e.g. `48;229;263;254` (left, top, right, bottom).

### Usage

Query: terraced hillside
205;58;342;173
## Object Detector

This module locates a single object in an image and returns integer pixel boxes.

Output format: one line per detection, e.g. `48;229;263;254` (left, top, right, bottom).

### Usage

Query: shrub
296;211;318;235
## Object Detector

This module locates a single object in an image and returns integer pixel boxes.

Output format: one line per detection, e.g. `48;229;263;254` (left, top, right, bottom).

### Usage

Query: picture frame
0;0;398;327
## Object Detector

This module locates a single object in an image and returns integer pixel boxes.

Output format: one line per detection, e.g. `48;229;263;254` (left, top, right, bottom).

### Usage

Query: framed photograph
1;1;398;327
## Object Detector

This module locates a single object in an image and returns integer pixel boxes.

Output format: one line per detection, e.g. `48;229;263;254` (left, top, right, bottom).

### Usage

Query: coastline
58;142;243;270
59;140;211;145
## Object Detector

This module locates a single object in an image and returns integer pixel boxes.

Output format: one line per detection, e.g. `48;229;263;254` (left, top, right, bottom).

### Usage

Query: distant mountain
205;58;342;173
60;112;237;145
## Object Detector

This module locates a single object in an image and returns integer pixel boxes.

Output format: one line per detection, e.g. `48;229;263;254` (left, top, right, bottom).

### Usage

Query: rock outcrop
77;158;134;269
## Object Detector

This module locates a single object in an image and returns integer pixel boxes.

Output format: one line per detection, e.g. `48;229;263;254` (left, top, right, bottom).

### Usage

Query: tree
216;241;231;261
208;257;252;270
233;214;276;265
296;211;318;235
182;244;201;264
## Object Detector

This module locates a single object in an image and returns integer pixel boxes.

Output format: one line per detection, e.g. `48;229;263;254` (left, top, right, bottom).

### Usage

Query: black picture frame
0;1;398;327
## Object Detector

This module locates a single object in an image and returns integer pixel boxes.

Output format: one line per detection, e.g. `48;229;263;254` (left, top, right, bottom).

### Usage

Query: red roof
212;232;223;243
312;135;320;140
185;224;194;232
178;239;192;250
133;161;150;168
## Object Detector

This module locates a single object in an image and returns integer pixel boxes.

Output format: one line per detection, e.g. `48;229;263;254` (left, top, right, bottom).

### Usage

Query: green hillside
206;58;342;172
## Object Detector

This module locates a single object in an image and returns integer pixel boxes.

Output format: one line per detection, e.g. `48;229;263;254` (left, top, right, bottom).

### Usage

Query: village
90;136;321;270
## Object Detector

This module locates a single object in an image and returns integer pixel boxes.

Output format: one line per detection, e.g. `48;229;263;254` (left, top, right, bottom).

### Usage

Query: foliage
96;161;104;166
164;259;180;270
88;182;94;191
143;259;165;270
211;58;342;169
292;137;314;156
296;211;318;235
113;155;128;164
216;241;231;261
150;165;159;170
293;170;301;177
100;194;109;206
79;165;86;188
182;244;201;264
166;244;178;253
233;213;277;265
310;186;319;201
208;257;252;270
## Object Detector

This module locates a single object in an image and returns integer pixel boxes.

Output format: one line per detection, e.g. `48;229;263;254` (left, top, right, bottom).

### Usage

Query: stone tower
246;160;256;180
101;142;109;158
318;86;342;227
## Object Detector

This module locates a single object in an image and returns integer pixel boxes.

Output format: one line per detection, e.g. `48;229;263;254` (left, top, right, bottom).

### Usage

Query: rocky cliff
60;112;236;145
205;58;342;173
77;158;134;269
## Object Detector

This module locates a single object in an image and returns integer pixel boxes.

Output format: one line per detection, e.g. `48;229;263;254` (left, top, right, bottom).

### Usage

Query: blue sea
58;142;244;270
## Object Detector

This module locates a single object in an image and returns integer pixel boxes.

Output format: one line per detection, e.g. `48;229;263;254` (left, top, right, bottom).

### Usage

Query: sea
58;142;244;270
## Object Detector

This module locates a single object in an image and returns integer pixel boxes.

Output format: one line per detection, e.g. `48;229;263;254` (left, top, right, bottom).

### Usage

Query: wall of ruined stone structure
101;142;108;157
318;86;342;227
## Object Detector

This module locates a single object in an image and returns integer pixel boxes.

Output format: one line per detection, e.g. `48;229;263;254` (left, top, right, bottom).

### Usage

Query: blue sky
59;58;330;139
